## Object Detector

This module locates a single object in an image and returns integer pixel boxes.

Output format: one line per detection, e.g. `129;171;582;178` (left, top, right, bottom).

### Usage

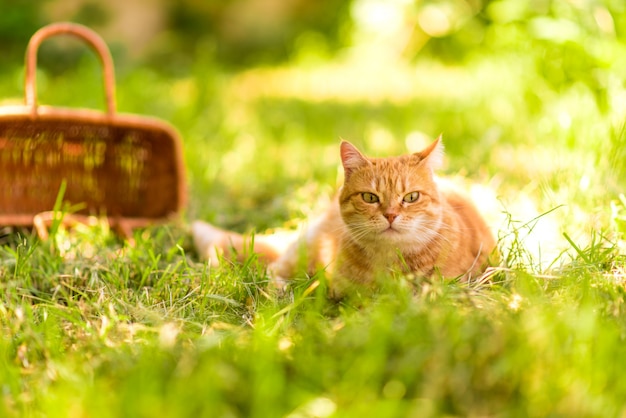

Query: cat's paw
191;220;226;265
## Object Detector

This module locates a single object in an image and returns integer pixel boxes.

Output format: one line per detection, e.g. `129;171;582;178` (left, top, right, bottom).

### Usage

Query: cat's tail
191;220;228;265
191;220;292;265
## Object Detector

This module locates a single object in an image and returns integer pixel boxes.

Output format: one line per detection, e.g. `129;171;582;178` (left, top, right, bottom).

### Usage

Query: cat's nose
385;212;398;224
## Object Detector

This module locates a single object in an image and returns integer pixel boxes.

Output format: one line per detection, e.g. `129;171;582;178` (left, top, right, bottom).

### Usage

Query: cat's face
338;139;444;249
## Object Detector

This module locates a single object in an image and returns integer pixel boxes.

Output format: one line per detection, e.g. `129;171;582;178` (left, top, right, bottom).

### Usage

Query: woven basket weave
0;22;186;236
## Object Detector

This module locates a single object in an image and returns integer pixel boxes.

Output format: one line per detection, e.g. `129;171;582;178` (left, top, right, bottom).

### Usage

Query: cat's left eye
362;192;379;203
403;191;420;203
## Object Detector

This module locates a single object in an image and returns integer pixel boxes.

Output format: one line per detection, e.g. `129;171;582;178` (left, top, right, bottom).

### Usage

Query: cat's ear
340;140;369;179
415;134;444;170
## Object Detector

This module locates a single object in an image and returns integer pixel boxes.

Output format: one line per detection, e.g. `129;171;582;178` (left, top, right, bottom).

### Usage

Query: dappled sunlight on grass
228;58;524;105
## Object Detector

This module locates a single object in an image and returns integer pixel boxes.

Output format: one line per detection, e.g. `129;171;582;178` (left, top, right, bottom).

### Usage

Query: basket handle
25;22;117;117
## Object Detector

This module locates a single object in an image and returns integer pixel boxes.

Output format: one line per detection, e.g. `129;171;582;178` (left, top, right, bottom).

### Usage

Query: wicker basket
0;22;186;237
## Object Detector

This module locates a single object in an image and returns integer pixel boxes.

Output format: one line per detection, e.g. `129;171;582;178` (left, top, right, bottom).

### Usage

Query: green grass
2;18;626;417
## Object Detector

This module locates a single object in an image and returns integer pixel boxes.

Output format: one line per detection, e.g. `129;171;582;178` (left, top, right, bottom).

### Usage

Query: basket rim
0;104;179;131
0;213;182;227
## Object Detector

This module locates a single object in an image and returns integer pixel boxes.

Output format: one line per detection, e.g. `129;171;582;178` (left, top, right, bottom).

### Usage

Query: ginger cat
192;137;496;296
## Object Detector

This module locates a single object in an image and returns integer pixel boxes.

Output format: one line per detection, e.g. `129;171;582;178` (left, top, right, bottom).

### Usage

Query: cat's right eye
361;192;379;203
403;191;420;203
